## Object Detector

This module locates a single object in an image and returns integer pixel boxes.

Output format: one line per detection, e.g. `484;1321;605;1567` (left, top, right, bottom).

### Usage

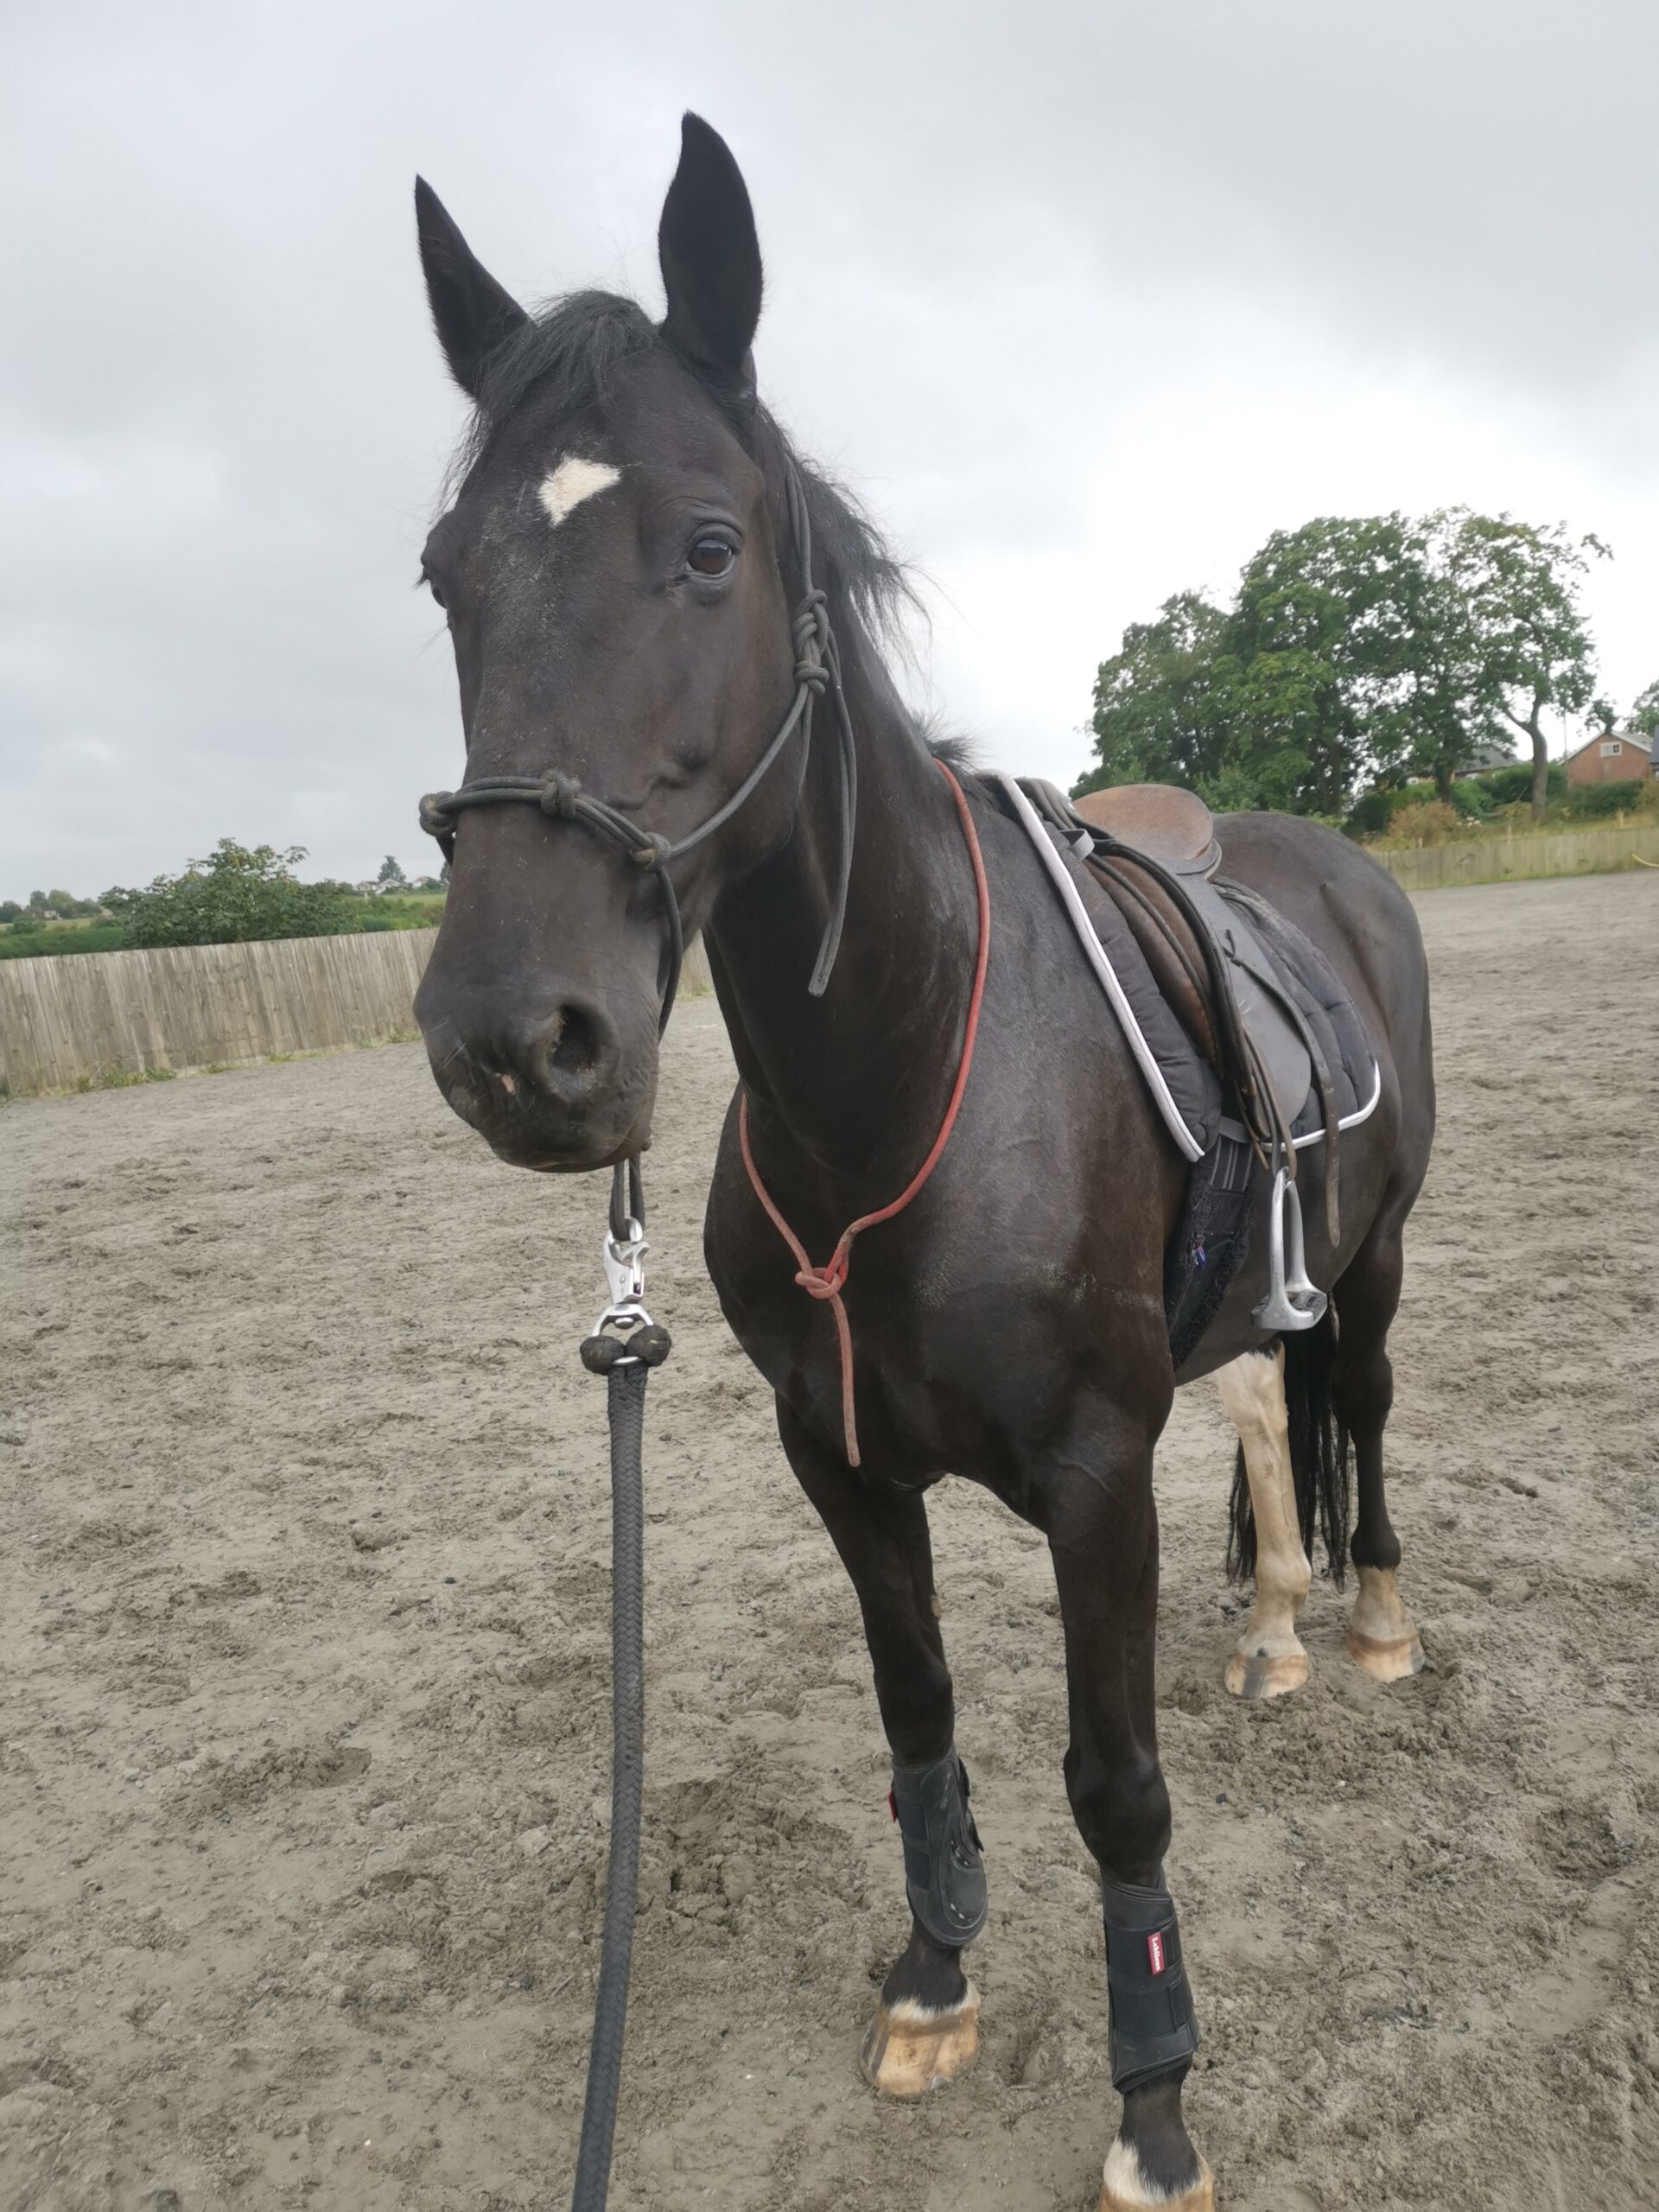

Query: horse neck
705;614;980;1183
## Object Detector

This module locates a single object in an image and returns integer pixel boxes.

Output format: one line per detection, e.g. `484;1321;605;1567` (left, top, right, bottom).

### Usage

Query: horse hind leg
1334;1227;1426;1682
1216;1345;1313;1699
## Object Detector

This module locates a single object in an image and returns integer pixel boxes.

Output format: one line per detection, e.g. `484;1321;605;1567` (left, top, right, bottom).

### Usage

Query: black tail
1225;1312;1352;1588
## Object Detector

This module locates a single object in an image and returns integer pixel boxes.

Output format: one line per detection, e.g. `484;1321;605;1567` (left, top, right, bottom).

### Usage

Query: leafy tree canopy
1630;679;1659;741
1078;508;1608;821
377;855;408;887
102;841;356;949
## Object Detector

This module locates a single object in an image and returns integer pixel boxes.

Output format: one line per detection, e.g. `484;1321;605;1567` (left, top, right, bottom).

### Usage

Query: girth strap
890;1751;988;1950
1101;1874;1201;2093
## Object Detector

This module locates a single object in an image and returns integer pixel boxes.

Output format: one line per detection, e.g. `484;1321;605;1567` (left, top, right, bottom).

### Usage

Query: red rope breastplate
738;761;991;1466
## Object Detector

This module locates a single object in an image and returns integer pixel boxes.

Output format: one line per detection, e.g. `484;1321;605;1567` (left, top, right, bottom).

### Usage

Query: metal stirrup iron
1251;1158;1328;1334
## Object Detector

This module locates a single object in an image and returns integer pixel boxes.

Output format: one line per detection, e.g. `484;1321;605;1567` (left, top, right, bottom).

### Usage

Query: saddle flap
1178;876;1313;1132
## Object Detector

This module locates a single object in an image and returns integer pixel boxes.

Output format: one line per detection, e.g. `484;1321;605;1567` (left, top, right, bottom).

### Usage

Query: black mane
446;289;918;651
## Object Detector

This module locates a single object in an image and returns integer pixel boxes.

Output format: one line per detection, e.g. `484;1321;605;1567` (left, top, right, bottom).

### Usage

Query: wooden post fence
1372;821;1659;892
3;824;1649;1098
0;929;715;1099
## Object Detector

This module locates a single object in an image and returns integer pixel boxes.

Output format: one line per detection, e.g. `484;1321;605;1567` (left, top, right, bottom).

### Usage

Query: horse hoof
1099;2148;1215;2210
859;1984;979;2099
1346;1567;1425;1682
1224;1645;1308;1700
1346;1624;1426;1682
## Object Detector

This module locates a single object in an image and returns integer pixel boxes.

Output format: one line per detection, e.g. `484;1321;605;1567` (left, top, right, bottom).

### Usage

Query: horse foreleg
775;1400;983;2099
1216;1344;1313;1699
1045;1433;1212;2212
1334;1226;1426;1681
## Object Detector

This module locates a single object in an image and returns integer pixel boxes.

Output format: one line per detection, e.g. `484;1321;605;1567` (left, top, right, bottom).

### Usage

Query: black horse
410;118;1433;2212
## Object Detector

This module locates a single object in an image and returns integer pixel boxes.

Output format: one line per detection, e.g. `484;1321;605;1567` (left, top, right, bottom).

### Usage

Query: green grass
335;893;448;934
0;896;447;960
57;1065;180;1094
0;919;128;959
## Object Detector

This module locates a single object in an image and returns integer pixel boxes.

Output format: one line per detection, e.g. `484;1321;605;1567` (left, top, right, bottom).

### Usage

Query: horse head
411;117;803;1171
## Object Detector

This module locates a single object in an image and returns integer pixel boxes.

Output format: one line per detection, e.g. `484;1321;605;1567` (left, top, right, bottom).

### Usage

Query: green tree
103;841;356;949
1223;514;1432;812
1079;517;1425;817
1077;508;1606;823
0;901;21;924
1076;593;1231;797
1629;679;1659;741
376;855;408;888
1433;511;1605;820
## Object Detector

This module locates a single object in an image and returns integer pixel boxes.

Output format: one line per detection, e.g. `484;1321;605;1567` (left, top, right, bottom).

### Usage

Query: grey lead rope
417;462;858;1025
573;1159;670;2212
569;1353;645;2212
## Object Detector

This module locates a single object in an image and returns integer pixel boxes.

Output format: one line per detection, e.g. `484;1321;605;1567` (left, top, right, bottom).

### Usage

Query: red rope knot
794;1255;849;1300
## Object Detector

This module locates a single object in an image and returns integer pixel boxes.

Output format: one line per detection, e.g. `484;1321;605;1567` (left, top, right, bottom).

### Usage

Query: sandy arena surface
3;870;1657;2212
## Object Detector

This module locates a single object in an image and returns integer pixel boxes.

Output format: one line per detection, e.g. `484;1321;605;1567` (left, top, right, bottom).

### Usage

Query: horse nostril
545;1004;601;1084
515;1001;613;1103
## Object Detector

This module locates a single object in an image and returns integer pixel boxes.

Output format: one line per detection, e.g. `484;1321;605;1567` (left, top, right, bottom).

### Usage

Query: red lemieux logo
1147;1931;1166;1976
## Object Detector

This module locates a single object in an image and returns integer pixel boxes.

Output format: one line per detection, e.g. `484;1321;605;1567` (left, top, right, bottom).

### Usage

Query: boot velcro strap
1102;1876;1200;2092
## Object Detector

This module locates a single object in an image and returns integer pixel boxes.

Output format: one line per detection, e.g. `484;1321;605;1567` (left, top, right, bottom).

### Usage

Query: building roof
1452;741;1520;776
1564;728;1651;766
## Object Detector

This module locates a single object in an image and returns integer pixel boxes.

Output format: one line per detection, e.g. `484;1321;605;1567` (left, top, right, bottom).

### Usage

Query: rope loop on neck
740;761;991;1466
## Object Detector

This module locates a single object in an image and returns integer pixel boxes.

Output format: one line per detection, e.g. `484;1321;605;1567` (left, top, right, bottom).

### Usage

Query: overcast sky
3;1;1655;896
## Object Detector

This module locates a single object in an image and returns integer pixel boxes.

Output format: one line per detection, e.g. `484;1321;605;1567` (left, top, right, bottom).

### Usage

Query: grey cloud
2;1;1654;893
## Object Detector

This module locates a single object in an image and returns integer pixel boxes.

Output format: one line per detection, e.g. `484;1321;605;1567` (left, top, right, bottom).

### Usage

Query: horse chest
708;1166;1147;1477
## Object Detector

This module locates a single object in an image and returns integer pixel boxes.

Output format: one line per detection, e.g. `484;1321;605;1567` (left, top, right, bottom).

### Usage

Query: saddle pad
992;774;1220;1160
992;773;1381;1160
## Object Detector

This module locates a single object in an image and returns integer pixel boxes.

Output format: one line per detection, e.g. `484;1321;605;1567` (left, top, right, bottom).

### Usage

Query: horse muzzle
415;981;656;1173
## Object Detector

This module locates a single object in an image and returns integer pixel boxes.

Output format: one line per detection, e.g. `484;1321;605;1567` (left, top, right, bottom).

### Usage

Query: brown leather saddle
1011;780;1373;1332
1066;786;1316;1159
1074;785;1220;878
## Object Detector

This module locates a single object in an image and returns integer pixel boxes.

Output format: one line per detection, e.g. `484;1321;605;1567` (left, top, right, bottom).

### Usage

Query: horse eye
423;571;448;612
688;536;736;579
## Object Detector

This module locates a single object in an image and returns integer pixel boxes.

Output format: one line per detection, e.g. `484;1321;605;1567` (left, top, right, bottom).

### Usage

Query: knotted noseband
417;464;858;1031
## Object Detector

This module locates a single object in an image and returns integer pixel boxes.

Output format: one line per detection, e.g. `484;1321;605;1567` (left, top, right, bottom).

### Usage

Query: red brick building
1564;729;1653;786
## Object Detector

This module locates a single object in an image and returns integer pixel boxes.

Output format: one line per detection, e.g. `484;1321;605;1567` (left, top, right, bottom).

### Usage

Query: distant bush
1382;800;1463;847
1558;778;1651;821
1474;762;1566;808
102;842;357;949
1346;786;1416;839
1344;760;1638;839
1446;780;1491;818
1346;781;1472;837
0;921;128;960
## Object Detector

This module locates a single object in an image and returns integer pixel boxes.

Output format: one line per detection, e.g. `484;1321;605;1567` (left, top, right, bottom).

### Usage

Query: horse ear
415;177;531;398
658;114;762;392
